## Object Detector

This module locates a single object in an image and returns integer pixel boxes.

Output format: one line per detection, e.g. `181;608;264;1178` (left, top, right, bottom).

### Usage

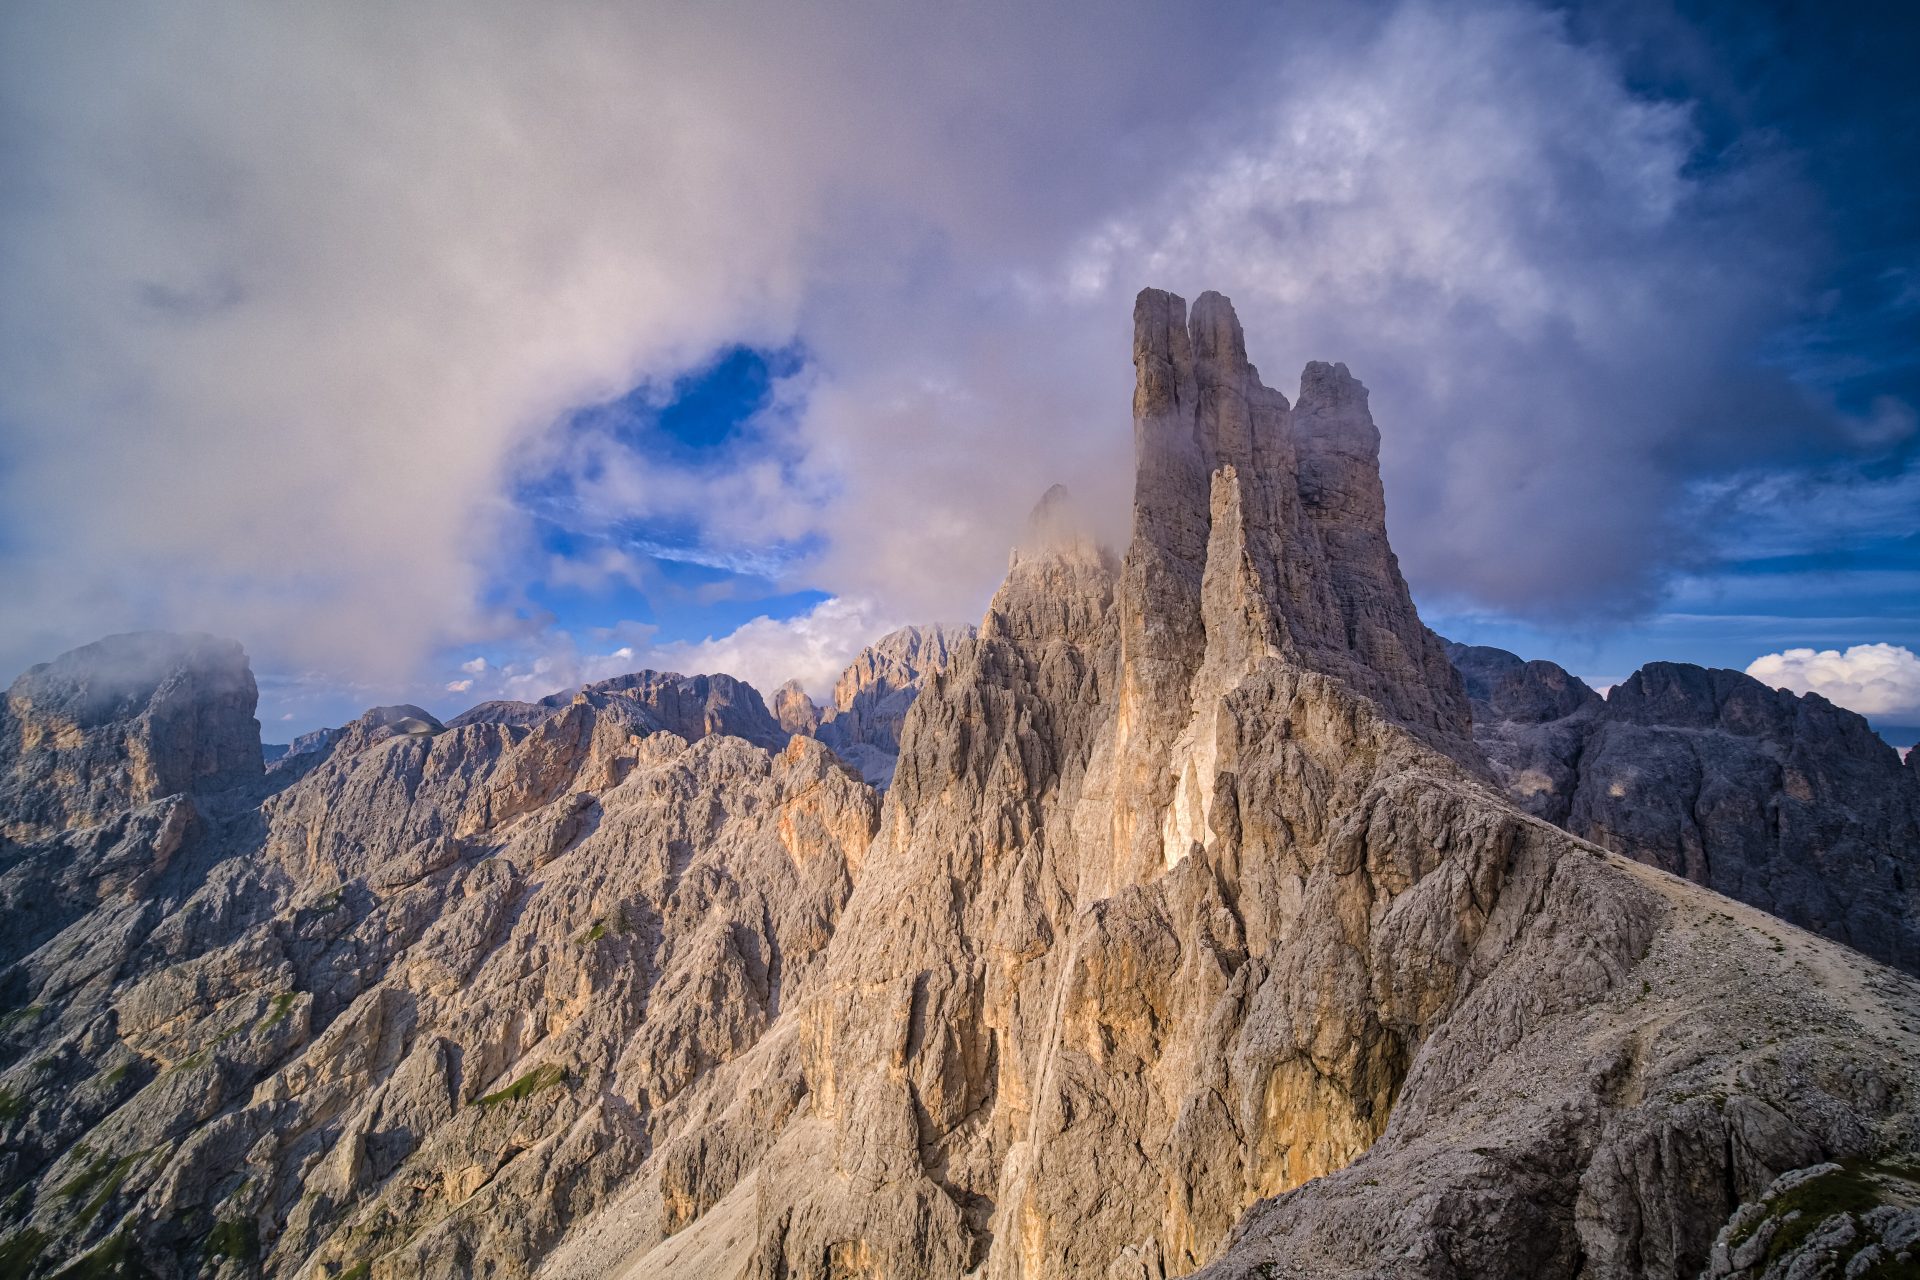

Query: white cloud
0;0;1249;683
1746;643;1920;720
446;597;900;708
460;657;488;675
401;597;904;735
640;597;903;702
0;0;1891;702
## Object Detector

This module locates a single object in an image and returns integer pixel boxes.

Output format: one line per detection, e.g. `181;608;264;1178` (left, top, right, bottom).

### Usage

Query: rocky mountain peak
770;678;821;736
1449;641;1604;725
811;623;975;786
1113;287;1472;878
1456;642;1920;971
1012;482;1094;560
447;669;786;752
5;291;1920;1280
0;630;261;839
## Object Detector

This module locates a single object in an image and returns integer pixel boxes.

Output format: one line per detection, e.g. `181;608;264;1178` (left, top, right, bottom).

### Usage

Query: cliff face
0;631;262;842
807;624;975;787
1;292;1918;1280
728;293;1920;1280
1453;643;1920;973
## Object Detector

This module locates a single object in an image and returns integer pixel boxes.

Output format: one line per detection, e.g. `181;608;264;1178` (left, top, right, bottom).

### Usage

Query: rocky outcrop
0;632;262;841
810;624;973;786
449;670;787;752
1453;643;1920;973
1705;1160;1920;1279
0;644;873;1279
770;681;821;738
716;291;1920;1280
265;724;350;767
1;290;1917;1280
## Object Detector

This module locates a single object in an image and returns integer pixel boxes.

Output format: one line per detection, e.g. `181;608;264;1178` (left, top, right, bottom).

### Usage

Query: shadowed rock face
1;292;1918;1280
758;625;975;788
1452;643;1920;973
0;631;262;841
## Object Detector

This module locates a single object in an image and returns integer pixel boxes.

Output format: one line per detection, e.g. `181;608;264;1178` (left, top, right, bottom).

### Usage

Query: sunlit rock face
771;680;822;738
1;291;1918;1280
732;291;1920;1280
1453;642;1920;973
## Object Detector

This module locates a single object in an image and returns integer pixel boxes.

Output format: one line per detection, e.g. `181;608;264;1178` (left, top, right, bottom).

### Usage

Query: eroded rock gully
1;290;1917;1280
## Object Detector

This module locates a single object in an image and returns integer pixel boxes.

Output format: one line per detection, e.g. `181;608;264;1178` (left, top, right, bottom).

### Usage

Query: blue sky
508;344;826;642
2;0;1917;748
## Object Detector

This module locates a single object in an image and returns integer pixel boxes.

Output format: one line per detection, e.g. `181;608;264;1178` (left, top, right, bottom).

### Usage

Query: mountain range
2;290;1917;1279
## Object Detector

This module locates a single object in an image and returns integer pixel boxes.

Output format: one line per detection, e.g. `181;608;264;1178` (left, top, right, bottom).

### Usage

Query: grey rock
811;623;973;787
449;671;786;752
1454;644;1920;972
770;681;820;738
1705;1160;1920;1279
0;631;262;840
1;289;1917;1280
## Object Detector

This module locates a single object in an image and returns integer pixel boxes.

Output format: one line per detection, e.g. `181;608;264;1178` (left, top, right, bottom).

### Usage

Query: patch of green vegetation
1855;1253;1920;1280
0;1086;25;1123
205;1215;259;1263
50;1229;146;1279
168;1048;210;1074
60;1149;140;1229
575;920;608;945
260;993;298;1032
337;1261;372;1280
478;1063;567;1107
99;1061;134;1089
0;1227;48;1274
0;1004;44;1031
1730;1159;1920;1269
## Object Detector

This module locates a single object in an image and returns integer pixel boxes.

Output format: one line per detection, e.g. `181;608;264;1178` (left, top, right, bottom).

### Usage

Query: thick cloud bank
1;0;1906;712
1747;644;1920;721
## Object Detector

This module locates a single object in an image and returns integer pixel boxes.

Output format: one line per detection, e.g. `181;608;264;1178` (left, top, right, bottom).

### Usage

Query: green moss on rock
260;992;298;1031
206;1215;259;1263
478;1063;567;1107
